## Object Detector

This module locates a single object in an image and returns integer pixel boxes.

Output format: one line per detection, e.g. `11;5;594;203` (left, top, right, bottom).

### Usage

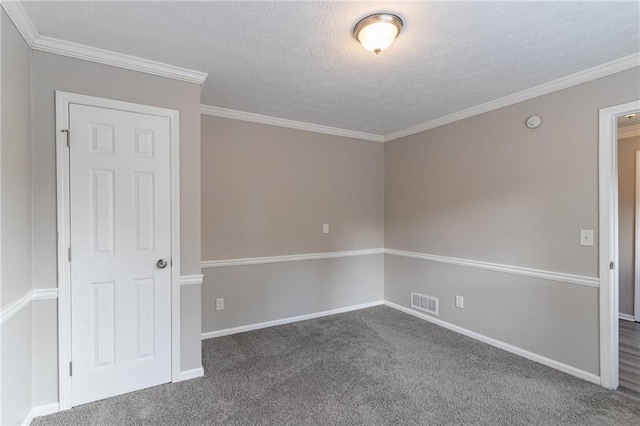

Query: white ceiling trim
1;0;37;46
1;1;207;85
33;36;208;85
385;53;640;142
200;104;386;143
619;124;640;139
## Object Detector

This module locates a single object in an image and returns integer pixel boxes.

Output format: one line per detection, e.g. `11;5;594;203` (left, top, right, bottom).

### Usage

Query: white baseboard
22;402;60;425
176;367;204;382
619;312;636;322
384;301;601;386
201;300;385;339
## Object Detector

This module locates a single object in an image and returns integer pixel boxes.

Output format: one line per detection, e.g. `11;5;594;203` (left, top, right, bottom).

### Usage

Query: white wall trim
32;288;59;301
385;248;599;288
30;403;60;420
0;2;207;85
0;1;37;47
618;124;640;140
0;289;59;324
385;54;640;142
0;292;32;325
384;301;601;385
176;367;204;382
33;36;207;85
21;402;60;426
180;274;204;286
200;104;385;143
201;300;385;339
201;248;385;269
619;313;636;322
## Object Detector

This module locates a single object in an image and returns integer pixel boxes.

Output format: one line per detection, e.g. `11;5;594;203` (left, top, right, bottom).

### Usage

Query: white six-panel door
69;104;172;406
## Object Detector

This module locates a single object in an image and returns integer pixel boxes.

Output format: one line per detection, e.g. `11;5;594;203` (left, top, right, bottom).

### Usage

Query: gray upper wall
201;115;385;260
1;9;33;426
619;135;640;316
1;9;32;307
385;68;640;278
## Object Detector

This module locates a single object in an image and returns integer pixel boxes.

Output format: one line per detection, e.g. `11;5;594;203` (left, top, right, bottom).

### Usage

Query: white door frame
635;151;640;322
55;91;181;410
598;99;640;389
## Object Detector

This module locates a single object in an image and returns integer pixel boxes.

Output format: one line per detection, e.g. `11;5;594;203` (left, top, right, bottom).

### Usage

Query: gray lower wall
202;255;384;334
618;135;640;317
1;9;33;425
1;307;33;426
384;68;640;376
384;254;599;374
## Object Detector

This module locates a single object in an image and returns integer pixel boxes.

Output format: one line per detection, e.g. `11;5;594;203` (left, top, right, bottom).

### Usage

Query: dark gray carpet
34;306;640;425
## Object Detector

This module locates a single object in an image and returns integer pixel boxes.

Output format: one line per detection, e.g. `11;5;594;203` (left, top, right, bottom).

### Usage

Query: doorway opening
617;110;640;395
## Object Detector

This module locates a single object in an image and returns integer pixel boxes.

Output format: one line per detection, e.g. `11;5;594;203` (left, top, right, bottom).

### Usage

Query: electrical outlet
216;298;224;311
323;223;329;234
455;295;464;309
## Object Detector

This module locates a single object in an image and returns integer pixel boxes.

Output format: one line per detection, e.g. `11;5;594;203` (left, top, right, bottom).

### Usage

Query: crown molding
385;53;640;142
1;1;207;85
1;0;38;46
201;104;386;143
33;36;208;85
618;123;640;139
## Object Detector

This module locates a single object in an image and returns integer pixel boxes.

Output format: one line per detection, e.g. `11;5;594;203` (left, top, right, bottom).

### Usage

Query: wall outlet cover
216;298;224;311
455;295;464;309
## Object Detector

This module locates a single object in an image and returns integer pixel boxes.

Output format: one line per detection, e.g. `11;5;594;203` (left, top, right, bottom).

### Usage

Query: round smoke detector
526;115;542;129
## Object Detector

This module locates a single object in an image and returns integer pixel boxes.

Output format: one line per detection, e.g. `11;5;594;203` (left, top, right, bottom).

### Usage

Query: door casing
598;99;640;389
55;91;181;410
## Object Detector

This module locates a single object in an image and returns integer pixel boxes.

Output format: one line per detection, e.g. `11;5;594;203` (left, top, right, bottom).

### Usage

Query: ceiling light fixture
354;13;403;55
625;113;637;119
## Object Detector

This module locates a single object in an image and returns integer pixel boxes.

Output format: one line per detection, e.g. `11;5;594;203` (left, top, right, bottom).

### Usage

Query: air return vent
411;293;439;315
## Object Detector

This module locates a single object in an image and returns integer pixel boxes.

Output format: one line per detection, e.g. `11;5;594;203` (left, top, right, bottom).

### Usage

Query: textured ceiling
22;1;640;135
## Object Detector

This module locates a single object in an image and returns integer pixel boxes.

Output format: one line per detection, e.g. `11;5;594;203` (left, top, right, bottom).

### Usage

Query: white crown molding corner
618;123;640;140
385;53;640;142
200;104;385;143
619;312;636;322
201;300;385;339
32;288;59;301
33;36;208;85
0;291;32;325
1;0;38;47
180;274;204;286
201;248;385;269
384;301;601;385
176;367;204;382
384;248;599;288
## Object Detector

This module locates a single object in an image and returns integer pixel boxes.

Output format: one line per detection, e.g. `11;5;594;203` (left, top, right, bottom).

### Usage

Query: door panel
69;104;172;406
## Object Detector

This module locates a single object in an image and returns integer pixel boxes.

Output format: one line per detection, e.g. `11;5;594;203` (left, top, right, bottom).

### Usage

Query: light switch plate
455;295;464;309
580;229;594;246
323;223;329;234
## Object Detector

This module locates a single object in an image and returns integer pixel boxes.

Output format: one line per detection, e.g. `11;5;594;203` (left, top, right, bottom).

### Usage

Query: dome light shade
354;13;403;54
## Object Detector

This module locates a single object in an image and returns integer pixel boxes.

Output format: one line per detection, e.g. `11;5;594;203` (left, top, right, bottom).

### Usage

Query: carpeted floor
34;306;640;425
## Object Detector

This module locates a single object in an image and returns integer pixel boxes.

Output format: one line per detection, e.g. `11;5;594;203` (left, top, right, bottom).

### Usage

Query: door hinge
610;261;614;270
61;129;70;147
69;362;73;376
68;247;72;262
